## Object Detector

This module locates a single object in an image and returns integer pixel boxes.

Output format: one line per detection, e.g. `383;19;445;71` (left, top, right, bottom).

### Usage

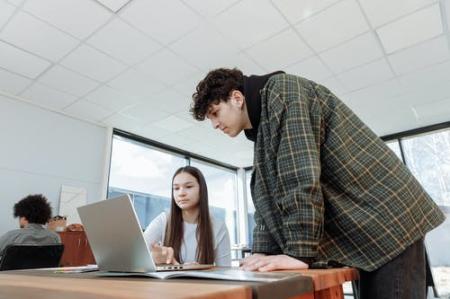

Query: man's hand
240;254;309;272
151;243;179;265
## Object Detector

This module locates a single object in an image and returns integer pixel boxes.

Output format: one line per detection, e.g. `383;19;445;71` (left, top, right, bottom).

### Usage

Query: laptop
77;194;213;273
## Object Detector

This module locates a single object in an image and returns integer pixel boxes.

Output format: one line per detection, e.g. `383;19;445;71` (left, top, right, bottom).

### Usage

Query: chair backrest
0;244;64;271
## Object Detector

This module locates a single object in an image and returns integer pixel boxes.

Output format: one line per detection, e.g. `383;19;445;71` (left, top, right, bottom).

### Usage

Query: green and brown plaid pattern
250;74;445;271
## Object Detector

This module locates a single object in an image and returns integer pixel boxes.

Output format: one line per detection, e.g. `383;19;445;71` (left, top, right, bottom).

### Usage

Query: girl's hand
151;243;179;264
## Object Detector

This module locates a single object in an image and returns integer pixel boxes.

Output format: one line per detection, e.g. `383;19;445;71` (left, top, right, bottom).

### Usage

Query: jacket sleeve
267;86;325;259
252;208;282;254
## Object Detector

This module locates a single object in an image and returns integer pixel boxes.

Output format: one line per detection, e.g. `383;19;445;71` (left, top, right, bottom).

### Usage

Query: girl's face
172;172;200;211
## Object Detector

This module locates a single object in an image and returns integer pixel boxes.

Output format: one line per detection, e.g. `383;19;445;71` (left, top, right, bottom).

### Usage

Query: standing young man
190;68;445;299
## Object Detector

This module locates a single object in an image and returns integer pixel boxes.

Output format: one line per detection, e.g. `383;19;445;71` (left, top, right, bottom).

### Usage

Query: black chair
0;244;64;271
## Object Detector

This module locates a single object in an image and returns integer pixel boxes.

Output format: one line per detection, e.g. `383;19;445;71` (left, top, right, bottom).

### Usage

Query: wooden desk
289;268;359;299
0;268;358;299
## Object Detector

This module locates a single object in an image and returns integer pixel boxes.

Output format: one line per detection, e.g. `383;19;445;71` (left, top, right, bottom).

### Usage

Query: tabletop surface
0;267;358;299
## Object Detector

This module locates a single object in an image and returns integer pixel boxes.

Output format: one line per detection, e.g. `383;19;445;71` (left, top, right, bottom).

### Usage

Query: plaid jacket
250;73;445;271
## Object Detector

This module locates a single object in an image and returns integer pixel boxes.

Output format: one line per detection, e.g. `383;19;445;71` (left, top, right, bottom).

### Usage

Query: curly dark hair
190;68;244;120
13;194;53;224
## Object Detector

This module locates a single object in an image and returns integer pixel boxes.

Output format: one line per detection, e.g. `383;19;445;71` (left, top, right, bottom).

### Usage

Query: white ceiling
0;0;450;167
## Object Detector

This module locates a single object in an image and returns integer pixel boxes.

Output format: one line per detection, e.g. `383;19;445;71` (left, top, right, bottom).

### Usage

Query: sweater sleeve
143;212;166;249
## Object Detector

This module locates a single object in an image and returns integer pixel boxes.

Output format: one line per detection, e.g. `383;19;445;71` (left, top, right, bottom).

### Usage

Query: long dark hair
163;166;215;264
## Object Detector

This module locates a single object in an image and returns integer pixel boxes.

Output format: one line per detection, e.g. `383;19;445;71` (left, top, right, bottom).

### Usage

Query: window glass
245;169;255;246
191;159;238;245
401;129;450;207
386;140;403;160
108;136;186;229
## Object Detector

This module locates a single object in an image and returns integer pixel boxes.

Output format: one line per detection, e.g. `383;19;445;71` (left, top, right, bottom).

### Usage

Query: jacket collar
243;71;284;142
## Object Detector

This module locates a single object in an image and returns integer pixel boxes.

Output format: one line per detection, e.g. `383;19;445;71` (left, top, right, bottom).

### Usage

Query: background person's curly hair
190;68;244;120
13;194;53;224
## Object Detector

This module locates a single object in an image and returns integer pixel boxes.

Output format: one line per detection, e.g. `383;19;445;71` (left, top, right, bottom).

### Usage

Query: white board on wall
59;185;87;224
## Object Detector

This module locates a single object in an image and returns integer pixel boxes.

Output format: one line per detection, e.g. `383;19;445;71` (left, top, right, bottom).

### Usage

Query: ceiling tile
101;112;146;131
0;40;50;78
361;104;418;136
121;101;169;123
296;0;369;52
413;97;450;123
172;71;206;98
20;82;78;110
389;36;450;75
391;83;450;107
337;58;394;91
152;115;195;133
63;99;113;122
86;17;161;65
96;0;130;12
177;125;218;143
60;45;127;82
119;0;200;44
1;11;79;61
84;85;141;111
284;56;332;82
5;0;23;6
38;65;99;96
317;76;348;96
272;0;340;24
245;28;313;70
135;123;173;141
145;89;191;114
398;60;450;89
319;32;384;74
183;0;239;17
213;0;288;48
22;0;112;39
219;52;267;74
343;79;405;106
447;0;450;21
376;4;443;54
137;50;198;86
0;1;15;27
0;67;31;95
359;0;435;28
107;68;166;97
170;24;240;70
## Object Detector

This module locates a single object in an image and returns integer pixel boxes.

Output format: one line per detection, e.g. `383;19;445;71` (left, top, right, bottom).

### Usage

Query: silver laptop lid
77;195;156;273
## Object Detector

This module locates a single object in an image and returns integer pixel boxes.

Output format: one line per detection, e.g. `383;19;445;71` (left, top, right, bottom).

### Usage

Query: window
108;135;186;229
400;129;450;207
386;140;402;160
190;159;239;245
245;169;255;246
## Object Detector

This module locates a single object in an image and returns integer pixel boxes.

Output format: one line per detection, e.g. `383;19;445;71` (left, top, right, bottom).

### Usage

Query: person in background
190;68;445;299
143;166;231;267
0;194;61;257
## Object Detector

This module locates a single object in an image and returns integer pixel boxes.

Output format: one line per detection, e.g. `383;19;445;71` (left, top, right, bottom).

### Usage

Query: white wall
0;93;108;234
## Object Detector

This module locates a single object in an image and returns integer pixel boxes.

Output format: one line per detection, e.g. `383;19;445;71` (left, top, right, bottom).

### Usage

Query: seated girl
143;166;231;267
